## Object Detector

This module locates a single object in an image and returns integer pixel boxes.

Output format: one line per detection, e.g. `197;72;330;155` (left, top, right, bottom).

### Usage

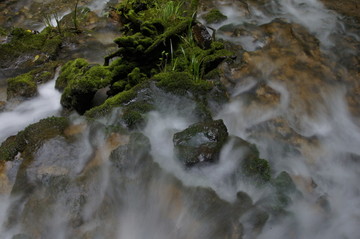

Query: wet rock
12;234;33;239
173;119;228;166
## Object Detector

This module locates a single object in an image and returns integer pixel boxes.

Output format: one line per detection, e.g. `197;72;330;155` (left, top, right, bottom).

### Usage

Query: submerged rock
173;119;228;166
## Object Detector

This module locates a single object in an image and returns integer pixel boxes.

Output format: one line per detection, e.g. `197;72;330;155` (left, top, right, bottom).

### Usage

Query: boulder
173;119;228;166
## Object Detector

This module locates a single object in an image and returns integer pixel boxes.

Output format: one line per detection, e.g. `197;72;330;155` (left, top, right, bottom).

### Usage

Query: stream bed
0;0;360;239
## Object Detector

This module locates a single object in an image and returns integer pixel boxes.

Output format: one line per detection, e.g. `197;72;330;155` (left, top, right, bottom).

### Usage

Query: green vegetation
203;9;228;24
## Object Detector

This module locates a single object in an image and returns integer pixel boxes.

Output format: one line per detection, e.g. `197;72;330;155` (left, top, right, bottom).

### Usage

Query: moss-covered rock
55;58;89;91
229;136;271;183
7;73;37;99
0;117;69;161
56;59;111;114
242;154;271;183
173;119;229;166
203;9;228;24
122;101;155;129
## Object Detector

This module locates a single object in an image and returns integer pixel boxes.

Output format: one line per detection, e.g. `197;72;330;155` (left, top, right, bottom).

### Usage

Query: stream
0;0;360;238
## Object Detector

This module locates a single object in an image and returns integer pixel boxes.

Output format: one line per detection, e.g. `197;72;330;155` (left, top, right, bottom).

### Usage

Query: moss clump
154;71;213;96
56;58;89;91
232;137;271;183
0;117;69;161
203;9;228;24
7;74;37;99
57;59;111;114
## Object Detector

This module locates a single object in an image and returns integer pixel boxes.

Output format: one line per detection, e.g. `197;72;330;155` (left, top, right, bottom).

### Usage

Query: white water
209;0;341;48
0;77;61;143
1;0;360;238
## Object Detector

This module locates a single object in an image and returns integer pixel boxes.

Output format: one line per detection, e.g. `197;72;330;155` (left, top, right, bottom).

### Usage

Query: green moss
56;58;89;90
122;110;144;129
0;117;69;161
7;73;37;99
60;64;112;114
154;71;212;96
0;27;8;36
271;171;297;194
203;9;228;24
242;154;271;183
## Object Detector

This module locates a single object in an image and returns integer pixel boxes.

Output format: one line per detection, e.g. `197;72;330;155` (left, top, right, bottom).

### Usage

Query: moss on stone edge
0;117;69;161
203;9;228;24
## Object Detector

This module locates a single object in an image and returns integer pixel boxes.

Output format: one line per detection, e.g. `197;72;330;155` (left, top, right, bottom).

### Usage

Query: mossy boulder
56;59;111;114
0;117;69;162
173;119;228;166
203;9;228;24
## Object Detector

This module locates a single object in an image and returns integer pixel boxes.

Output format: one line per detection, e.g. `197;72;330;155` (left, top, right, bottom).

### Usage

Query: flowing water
1;0;360;238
